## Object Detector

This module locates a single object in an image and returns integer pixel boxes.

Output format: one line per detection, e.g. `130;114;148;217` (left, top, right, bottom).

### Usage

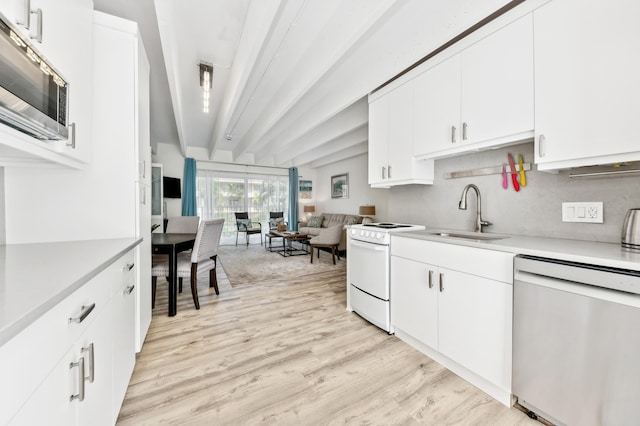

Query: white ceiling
93;0;512;168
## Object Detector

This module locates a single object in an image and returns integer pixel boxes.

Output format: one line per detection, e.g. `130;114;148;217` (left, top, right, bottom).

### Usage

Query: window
197;170;289;244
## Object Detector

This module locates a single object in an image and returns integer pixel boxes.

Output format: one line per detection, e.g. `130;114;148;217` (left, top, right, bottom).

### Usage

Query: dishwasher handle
515;255;640;295
515;270;640;310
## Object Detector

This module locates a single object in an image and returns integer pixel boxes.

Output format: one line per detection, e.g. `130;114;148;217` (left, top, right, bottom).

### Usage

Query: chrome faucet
458;184;492;233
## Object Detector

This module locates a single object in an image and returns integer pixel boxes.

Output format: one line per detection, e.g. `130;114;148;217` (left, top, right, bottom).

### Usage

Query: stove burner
363;223;412;229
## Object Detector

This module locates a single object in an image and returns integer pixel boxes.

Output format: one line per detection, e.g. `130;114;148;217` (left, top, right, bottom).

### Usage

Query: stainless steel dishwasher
513;255;640;426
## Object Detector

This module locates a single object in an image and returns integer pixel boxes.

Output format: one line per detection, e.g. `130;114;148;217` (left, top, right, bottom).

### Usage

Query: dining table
151;233;196;316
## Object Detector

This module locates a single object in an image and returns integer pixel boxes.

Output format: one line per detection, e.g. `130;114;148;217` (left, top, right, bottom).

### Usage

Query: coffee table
267;230;310;256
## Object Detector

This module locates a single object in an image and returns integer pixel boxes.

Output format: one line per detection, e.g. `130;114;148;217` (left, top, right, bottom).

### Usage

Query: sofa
299;213;362;252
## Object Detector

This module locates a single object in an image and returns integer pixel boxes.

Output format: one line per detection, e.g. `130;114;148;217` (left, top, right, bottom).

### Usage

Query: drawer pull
81;343;94;383
69;357;85;402
124;263;135;271
125;285;135;295
69;303;96;324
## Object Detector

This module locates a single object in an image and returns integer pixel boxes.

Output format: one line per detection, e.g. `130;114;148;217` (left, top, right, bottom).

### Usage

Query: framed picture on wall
331;173;349;198
299;179;312;199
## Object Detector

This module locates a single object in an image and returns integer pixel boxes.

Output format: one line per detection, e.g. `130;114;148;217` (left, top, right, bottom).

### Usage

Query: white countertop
0;238;142;346
393;229;640;271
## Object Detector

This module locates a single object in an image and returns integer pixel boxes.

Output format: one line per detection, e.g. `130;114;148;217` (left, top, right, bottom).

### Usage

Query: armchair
268;211;287;231
235;212;263;246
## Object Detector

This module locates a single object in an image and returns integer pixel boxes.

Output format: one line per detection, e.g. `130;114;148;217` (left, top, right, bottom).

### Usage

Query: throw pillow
269;217;284;228
345;216;359;226
237;218;251;230
307;215;324;228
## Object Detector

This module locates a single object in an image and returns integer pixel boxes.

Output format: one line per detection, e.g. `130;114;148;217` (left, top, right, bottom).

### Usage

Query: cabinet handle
388;165;392;179
68;303;96;324
462;122;468;140
428;270;433;288
125;285;135;295
538;134;546;157
69;357;85;402
439;273;444;292
141;186;147;205
17;0;31;28
124;263;135;271
451;126;457;143
81;343;95;383
30;8;42;43
66;122;76;149
139;160;146;178
382;166;386;180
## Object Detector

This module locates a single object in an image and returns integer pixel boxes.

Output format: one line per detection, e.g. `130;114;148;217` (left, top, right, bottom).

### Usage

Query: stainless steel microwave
0;13;68;140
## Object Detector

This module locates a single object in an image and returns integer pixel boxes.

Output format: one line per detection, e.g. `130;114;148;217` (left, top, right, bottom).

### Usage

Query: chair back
191;218;225;263
235;212;250;230
269;212;284;219
166;216;200;233
311;224;342;244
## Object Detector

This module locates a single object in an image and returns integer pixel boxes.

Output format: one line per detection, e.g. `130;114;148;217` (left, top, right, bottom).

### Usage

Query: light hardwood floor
117;255;539;425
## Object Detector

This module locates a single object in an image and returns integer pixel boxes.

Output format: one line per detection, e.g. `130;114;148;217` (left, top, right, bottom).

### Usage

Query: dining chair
153;216;200;291
151;218;225;310
234;212;263;246
310;225;342;265
166;216;200;233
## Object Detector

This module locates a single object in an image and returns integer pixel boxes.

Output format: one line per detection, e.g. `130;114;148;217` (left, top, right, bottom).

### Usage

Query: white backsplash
387;142;640;244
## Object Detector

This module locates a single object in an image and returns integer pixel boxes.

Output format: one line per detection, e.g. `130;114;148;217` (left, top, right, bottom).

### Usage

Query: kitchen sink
428;231;509;241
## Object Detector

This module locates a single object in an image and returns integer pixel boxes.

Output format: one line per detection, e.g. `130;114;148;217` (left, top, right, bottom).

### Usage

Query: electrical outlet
562;202;604;223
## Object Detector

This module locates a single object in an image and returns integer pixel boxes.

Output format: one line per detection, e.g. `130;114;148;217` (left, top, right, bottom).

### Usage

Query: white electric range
347;222;425;333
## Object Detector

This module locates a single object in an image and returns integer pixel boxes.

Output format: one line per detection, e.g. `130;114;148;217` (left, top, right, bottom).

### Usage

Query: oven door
349;239;389;300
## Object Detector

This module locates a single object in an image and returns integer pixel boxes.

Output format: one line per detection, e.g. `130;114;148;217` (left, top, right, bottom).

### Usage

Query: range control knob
376;232;383;239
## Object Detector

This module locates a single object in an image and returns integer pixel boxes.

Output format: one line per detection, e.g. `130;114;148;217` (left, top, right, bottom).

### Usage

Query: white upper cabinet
534;0;640;170
368;81;434;188
413;55;461;156
0;0;93;167
414;13;534;159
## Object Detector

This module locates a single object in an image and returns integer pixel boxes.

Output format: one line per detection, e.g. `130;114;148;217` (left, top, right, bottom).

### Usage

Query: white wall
312;154;389;221
153;142;184;218
387;142;640;244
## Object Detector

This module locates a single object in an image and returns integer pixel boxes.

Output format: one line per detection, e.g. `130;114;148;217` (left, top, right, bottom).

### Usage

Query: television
163;176;181;198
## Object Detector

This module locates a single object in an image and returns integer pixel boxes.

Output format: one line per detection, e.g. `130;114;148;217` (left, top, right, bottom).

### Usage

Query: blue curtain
182;158;197;216
288;167;299;231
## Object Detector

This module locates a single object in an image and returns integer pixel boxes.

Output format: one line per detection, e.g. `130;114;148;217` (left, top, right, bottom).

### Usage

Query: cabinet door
76;302;114;426
534;0;640;168
8;347;77;426
412;55;461;157
387;81;413;182
367;95;389;185
32;0;94;163
461;14;533;147
437;268;512;390
390;256;438;348
113;270;137;417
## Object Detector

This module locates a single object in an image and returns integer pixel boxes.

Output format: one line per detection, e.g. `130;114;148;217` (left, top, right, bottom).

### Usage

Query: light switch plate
562;202;604;223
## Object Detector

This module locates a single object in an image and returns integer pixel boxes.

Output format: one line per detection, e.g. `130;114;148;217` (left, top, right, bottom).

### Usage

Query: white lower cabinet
390;237;513;406
2;248;137;425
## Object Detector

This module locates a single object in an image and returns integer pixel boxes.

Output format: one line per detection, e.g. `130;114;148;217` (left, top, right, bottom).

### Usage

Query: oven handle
350;240;388;251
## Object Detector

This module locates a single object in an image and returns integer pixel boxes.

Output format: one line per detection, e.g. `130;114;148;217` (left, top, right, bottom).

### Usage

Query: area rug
218;243;345;287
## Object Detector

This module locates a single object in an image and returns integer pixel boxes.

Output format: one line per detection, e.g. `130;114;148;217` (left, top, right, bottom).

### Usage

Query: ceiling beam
207;0;285;159
289;125;367;167
309;142;368;169
230;0;403;161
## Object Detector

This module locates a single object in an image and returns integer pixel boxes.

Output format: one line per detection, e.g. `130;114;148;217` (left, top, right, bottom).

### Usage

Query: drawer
0;256;122;424
391;237;514;283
